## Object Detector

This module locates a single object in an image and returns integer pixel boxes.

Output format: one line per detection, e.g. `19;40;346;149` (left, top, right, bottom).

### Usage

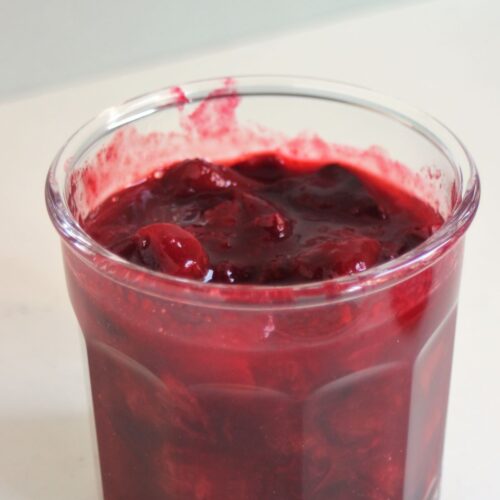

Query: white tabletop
1;0;498;498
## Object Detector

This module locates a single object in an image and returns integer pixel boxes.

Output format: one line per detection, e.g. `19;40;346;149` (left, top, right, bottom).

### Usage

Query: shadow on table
0;413;101;500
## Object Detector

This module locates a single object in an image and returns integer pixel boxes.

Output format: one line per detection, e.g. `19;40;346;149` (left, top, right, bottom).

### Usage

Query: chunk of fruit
254;212;292;240
163;158;256;197
136;223;209;279
297;234;381;280
232;154;287;182
239;192;293;240
203;199;242;228
391;267;434;330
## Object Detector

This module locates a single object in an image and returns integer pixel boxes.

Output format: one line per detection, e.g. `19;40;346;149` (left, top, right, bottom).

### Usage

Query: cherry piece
136;223;209;279
296;235;381;281
163;158;256;197
232;154;287;182
239;192;293;241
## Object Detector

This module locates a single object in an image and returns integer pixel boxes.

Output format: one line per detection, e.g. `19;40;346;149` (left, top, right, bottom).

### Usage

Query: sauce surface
84;154;442;284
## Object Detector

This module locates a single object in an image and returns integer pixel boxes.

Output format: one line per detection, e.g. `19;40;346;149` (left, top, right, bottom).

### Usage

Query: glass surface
46;76;479;500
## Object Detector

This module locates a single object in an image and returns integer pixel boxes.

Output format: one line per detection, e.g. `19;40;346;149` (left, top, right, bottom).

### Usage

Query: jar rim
45;75;480;309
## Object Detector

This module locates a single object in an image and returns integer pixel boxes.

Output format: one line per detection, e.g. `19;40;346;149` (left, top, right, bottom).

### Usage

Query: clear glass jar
46;76;479;500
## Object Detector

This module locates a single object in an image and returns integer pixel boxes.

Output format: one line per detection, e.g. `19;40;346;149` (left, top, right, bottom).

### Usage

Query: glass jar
46;76;479;500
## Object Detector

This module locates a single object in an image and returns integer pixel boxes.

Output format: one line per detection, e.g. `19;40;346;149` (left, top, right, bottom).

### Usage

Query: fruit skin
136;223;209;279
296;234;382;281
162;158;257;197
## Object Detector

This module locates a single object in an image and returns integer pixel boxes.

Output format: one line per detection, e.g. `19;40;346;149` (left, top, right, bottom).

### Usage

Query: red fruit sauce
62;84;462;500
84;155;442;285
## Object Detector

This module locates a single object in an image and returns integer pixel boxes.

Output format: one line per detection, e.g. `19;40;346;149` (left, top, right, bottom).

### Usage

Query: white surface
0;0;499;498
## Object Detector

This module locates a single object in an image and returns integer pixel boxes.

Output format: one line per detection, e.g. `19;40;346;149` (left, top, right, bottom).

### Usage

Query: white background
0;0;413;100
0;0;499;499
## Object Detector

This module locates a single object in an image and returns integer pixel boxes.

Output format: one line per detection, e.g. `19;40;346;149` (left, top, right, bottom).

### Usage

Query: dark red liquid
66;154;461;499
84;155;441;284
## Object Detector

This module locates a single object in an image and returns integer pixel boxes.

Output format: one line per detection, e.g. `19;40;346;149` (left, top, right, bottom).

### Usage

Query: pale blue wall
0;0;417;99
